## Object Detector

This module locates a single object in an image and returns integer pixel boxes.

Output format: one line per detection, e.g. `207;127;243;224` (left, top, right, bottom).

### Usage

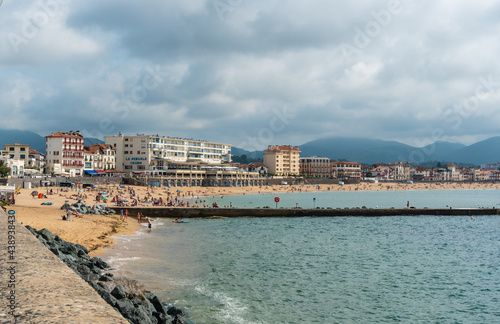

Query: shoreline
10;181;500;256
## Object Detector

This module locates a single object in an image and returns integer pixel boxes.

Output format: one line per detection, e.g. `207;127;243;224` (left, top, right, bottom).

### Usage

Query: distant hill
0;129;46;153
0;129;105;154
85;138;105;146
0;128;498;165
446;136;500;165
231;147;263;160
232;136;499;165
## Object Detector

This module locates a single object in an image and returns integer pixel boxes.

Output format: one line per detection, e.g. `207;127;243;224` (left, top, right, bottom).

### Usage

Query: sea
102;189;500;324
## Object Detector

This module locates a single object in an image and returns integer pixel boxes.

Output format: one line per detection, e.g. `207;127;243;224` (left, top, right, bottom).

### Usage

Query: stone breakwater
111;207;500;218
0;210;129;324
24;225;187;324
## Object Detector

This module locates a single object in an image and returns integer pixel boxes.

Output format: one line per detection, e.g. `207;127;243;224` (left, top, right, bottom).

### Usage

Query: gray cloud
1;0;500;149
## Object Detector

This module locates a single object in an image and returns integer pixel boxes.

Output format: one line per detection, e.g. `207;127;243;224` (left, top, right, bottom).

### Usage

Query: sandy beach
9;181;500;256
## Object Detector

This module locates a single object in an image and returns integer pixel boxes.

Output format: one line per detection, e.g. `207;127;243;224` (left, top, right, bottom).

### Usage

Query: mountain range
233;136;500;165
0;129;498;165
0;129;103;154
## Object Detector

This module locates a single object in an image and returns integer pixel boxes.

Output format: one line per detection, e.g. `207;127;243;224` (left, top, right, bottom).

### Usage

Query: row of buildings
1;131;499;183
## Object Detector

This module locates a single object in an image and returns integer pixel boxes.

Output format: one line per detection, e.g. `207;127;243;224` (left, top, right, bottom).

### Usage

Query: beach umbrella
102;196;108;200
177;189;182;192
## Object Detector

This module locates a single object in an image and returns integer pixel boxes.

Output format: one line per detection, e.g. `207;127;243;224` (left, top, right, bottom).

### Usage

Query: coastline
10;181;500;256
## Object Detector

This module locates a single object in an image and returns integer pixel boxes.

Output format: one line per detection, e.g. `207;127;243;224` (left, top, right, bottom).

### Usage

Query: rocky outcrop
61;202;116;215
25;225;187;324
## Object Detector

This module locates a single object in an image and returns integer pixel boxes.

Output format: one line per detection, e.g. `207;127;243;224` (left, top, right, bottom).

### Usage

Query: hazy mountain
85;138;105;146
447;136;500;165
299;137;417;164
232;137;499;165
0;129;105;154
231;147;263;160
0;129;498;165
0;129;46;153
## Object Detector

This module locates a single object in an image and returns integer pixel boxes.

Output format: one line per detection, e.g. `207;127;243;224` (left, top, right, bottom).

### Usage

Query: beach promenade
0;210;128;324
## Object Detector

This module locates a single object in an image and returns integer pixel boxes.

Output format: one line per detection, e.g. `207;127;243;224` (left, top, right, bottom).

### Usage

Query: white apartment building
4;143;30;160
3;143;45;172
45;131;85;176
84;144;116;174
105;133;232;172
27;149;46;170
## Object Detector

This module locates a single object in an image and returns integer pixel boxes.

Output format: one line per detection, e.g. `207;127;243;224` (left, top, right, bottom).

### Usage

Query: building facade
45;131;85;176
332;161;362;179
84;144;116;172
105;133;231;172
27;149;46;170
4;143;30;161
263;145;300;176
300;156;332;178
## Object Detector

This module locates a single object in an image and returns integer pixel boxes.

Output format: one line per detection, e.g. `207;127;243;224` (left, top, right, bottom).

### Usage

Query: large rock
111;285;127;300
91;257;110;270
38;228;55;242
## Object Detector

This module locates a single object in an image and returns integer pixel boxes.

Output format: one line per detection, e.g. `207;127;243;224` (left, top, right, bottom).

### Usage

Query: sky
1;0;500;151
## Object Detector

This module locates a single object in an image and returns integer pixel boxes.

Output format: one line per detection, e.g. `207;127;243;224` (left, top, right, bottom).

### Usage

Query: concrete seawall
0;210;128;323
111;207;500;218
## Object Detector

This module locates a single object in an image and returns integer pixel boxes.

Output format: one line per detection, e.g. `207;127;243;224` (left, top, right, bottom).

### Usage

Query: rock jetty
26;226;187;324
61;202;117;216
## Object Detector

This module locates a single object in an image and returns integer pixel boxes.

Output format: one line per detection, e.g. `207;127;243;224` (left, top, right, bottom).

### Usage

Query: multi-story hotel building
105;133;231;172
263;145;300;176
332;161;362;179
300;156;332;178
84;144;116;173
45;131;85;176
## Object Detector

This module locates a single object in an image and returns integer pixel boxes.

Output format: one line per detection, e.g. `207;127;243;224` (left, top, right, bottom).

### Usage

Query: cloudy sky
1;0;500;151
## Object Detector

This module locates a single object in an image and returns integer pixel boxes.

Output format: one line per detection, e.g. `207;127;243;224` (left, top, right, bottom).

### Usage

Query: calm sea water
103;190;500;324
187;189;500;209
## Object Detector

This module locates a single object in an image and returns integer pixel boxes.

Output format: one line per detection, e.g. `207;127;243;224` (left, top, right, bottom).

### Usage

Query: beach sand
9;181;500;256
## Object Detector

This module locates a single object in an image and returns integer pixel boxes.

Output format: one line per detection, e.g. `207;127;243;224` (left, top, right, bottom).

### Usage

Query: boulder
38;228;55;242
166;306;185;317
91;257;110;270
146;292;166;315
111;285;127;300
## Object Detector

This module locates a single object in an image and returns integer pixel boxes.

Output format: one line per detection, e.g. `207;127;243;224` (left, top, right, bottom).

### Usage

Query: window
9;147;14;151
124;151;129;154
20;147;26;151
20;154;25;159
125;144;129;147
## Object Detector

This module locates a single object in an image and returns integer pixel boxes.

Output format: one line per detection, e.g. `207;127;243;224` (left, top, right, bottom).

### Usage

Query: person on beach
138;212;142;223
66;209;72;221
147;218;152;231
120;209;124;220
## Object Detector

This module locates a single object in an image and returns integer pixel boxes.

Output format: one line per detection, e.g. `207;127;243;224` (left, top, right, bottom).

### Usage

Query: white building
105;133;232;172
0;156;24;177
45;131;85;176
84;144;116;175
3;143;45;172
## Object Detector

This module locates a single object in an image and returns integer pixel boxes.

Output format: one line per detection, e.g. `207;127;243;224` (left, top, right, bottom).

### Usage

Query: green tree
0;161;11;178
